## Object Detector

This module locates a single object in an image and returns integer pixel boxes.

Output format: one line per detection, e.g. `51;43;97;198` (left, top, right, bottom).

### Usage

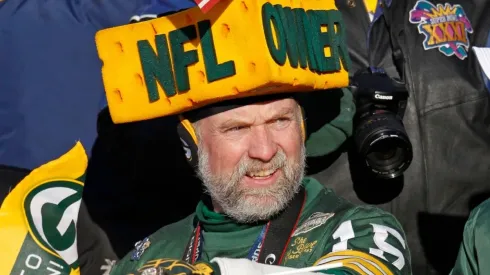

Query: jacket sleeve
109;256;136;275
450;199;490;275
77;201;118;275
314;206;412;275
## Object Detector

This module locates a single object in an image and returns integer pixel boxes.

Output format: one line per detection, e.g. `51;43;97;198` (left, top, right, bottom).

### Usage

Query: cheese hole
115;42;123;52
197;70;206;83
248;62;256;73
114;89;123;102
135;74;143;86
222;24;230;38
240;1;248;11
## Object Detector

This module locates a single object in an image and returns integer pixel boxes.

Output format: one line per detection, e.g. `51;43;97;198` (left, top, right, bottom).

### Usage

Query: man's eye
227;126;247;132
273;118;291;127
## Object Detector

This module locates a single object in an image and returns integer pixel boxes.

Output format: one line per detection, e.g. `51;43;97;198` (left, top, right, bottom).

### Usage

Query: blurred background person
451;198;490;275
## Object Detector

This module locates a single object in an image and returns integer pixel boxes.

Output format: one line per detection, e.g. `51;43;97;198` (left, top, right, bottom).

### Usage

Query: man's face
195;98;306;223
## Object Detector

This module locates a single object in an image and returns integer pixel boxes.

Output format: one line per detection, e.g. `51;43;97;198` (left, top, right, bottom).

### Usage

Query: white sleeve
473;47;490;80
210;258;337;275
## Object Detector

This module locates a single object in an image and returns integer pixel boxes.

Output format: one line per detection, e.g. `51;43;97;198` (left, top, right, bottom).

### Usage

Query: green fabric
195;201;255;232
319;268;358;274
300;88;355;157
111;177;411;275
451;199;490;275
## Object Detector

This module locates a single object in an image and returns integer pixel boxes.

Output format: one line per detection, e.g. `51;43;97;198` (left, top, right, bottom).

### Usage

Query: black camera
350;68;413;179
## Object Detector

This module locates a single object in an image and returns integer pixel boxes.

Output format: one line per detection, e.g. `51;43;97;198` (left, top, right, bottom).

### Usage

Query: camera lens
354;112;413;179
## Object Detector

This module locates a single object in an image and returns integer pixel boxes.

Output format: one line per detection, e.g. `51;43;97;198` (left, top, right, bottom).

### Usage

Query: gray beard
197;144;306;224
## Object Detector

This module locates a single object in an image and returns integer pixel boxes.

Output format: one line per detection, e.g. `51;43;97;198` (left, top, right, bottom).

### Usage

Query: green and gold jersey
451;199;490;275
111;177;411;274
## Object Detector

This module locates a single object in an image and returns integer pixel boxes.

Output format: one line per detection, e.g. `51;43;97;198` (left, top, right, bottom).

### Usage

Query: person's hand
133;258;218;275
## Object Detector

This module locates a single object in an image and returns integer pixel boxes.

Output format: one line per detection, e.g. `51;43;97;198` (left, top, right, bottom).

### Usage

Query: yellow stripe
321;258;384;275
300;120;306;142
342;261;366;274
364;0;378;14
179;116;198;144
314;250;393;275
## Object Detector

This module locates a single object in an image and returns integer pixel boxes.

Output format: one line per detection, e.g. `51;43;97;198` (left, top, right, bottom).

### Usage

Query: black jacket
308;0;490;274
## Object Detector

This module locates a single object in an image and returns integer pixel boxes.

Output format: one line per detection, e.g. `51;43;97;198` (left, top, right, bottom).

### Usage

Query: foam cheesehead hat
95;0;351;166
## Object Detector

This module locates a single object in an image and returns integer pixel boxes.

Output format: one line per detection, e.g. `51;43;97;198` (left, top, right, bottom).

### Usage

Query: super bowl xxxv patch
409;0;473;60
292;212;334;236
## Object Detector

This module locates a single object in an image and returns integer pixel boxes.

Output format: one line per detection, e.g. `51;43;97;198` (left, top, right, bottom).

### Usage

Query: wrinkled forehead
212;98;299;122
185;94;299;123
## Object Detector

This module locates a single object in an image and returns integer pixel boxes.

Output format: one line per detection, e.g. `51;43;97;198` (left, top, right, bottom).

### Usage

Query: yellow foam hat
96;0;351;124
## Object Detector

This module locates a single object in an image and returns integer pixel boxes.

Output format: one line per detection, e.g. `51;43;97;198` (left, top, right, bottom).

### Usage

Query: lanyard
182;187;306;265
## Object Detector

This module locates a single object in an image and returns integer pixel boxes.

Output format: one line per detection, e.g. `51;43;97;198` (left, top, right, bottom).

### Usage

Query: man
94;1;412;274
450;198;490;275
111;95;412;275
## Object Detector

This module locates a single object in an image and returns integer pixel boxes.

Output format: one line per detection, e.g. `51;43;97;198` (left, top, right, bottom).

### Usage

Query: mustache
218;150;287;196
234;150;287;178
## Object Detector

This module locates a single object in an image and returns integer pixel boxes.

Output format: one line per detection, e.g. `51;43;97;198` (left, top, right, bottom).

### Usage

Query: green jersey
451;199;490;275
111;178;411;275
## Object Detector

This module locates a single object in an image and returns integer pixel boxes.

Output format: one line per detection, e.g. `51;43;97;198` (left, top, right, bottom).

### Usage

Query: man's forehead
210;98;298;121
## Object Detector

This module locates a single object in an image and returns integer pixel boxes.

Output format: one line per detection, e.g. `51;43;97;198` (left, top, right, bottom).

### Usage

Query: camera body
350;68;413;179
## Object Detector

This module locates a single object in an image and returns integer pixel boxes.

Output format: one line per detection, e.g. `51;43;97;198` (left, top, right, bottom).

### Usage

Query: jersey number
332;220;406;270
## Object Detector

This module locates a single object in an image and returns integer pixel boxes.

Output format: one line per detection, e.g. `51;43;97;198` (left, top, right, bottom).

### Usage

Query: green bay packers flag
0;142;87;275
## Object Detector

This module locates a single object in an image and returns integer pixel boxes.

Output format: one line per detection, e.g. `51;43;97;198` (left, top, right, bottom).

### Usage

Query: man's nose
247;125;278;162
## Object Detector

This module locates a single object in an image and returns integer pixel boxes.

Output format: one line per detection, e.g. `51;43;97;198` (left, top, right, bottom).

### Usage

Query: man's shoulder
151;212;196;240
465;198;490;236
291;178;409;272
110;214;195;274
303;176;355;213
451;198;490;275
471;198;490;217
303;176;403;230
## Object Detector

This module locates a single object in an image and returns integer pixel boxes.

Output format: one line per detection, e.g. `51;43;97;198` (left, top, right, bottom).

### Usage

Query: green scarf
195;201;265;232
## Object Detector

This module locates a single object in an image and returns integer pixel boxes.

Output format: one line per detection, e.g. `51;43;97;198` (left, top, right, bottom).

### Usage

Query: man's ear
176;115;199;168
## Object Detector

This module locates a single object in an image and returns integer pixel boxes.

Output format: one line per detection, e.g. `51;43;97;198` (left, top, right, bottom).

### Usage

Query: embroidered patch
409;0;473;60
135;259;214;275
131;237;151;261
292;212;335;237
285;236;319;261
